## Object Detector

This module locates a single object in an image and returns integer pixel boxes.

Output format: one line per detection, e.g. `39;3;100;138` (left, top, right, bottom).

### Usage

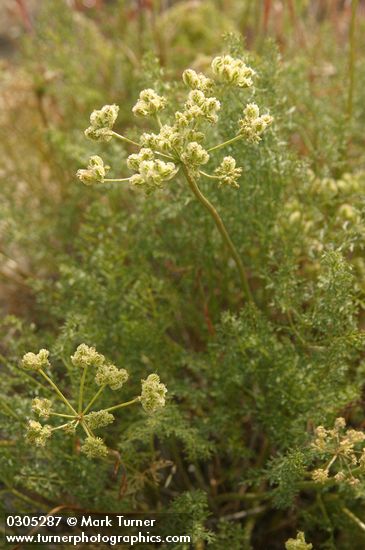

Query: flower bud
211;55;256;88
132;89;167;117
84;126;114;142
129;174;145;187
238;103;273;143
85;410;115;430
21;349;50;371
214;156;242;189
32;398;52;419
182;69;213;93
84;104;119;142
25;420;52;447
89;104;119;130
81;436;108;458
174;111;190;128
181;142;209;166
127;148;154;171
140;374;167;414
71;344;105;368
128;147;178;192
140;132;160;149
95;363;129;390
77;156;109;186
244;103;260;120
185;90;220;124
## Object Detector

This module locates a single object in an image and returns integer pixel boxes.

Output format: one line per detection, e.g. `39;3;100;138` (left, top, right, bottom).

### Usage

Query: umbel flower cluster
21;345;167;459
77;55;273;304
310;417;365;486
77;54;273;193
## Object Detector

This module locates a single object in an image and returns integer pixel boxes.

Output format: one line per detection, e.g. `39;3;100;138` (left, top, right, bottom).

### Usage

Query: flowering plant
22;345;167;459
77;55;272;304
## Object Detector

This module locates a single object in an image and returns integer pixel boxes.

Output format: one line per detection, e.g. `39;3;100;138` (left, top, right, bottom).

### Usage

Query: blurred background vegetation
0;1;365;549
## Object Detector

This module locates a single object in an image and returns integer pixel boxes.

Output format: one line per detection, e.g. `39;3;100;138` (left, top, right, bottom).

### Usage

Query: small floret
85;410;115;430
32;398;52;419
71;344;105;368
132;89;167;117
238;103;273;143
140;374;167;414
84;104;119;142
21;349;50;371
211;55;255;88
214;156;242;188
95;363;129;390
181;142;209;166
76;156;109;186
182;69;213;93
81;436;108;458
25;420;52;447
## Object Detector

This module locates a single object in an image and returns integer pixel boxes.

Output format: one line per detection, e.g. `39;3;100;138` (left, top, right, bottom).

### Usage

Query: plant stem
199;171;220;180
112;130;173;159
39;370;77;415
83;385;107;415
207;134;243;153
154;151;175;160
342;506;365;532
104;397;140;413
347;0;359;121
51;422;73;432
112;131;140;148
78;366;88;413
181;165;254;304
49;412;76;419
80;421;92;437
104;178;131;183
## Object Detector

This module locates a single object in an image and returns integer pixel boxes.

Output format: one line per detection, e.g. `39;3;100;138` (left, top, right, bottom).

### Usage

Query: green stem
39;370;77;415
347;0;359;121
104;397;140;413
207;134;243;153
155;151;175;160
51;422;73;432
80;421;92;437
83;385;107;415
104;178;131;183
342;506;365;532
199;171;220;180
181;165;254;304
78;366;88;413
112;130;173;160
112;131;140;148
49;412;76;419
